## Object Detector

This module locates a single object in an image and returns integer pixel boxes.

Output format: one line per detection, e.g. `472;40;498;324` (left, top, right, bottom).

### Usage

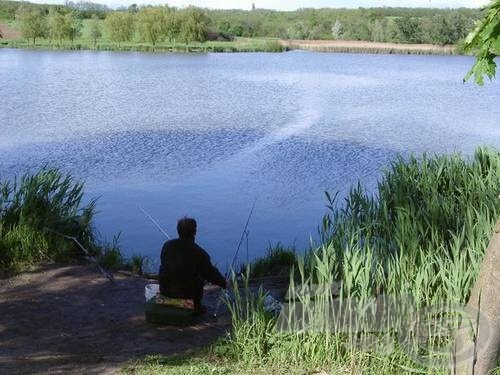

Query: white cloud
29;0;491;10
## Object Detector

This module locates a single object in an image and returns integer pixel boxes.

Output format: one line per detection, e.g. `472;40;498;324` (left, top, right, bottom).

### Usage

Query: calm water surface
1;48;499;270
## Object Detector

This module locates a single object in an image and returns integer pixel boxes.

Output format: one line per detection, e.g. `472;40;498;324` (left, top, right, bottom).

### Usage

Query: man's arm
195;246;226;288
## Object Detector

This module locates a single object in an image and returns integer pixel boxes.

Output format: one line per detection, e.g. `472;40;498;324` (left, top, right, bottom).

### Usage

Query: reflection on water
1;49;499;267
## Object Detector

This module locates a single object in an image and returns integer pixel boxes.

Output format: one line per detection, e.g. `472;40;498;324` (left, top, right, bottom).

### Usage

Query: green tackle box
144;298;197;326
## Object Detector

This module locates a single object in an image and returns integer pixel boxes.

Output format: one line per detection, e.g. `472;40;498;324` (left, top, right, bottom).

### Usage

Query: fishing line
139;206;171;239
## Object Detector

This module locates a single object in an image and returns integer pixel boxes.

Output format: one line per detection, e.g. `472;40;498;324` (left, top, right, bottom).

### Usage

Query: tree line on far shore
3;0;483;46
13;5;210;46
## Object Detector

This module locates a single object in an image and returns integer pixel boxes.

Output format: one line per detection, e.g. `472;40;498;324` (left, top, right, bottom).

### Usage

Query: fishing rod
228;197;257;275
44;228;115;284
139;206;171;240
214;197;258;318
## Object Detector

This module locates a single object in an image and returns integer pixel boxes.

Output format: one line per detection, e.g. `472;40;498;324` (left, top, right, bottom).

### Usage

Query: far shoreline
0;38;460;56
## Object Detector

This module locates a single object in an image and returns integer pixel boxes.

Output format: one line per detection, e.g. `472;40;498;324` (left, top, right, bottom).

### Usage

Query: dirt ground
0;264;232;374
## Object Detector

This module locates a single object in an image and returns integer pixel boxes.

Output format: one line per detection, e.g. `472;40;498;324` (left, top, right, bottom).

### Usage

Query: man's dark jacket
158;236;226;301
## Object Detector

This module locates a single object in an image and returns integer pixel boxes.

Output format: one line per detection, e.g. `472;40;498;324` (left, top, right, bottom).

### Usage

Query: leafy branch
464;0;500;85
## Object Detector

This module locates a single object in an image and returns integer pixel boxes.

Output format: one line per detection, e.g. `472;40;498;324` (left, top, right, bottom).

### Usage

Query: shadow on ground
0;264;230;374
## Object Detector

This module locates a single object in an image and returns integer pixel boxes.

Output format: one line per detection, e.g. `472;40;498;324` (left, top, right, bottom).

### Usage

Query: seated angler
158;217;226;314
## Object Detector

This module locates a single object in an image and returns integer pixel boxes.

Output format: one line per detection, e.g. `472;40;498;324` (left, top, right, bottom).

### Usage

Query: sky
29;0;491;10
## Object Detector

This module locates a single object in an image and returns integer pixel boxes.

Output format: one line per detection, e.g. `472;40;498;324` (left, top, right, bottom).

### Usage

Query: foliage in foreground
0;168;137;276
0;169;96;275
464;0;500;85
129;147;499;374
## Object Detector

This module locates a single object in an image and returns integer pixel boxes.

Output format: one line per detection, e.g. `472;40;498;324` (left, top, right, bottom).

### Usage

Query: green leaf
464;0;500;84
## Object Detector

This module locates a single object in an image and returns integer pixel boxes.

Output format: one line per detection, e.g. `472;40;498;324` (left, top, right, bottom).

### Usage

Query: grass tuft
248;244;297;278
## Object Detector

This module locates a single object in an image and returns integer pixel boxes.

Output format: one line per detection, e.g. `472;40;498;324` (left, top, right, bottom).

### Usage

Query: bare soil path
0;264;231;374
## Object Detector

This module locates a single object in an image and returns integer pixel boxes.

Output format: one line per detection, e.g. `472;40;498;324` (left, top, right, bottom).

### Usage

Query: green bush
0;168;97;275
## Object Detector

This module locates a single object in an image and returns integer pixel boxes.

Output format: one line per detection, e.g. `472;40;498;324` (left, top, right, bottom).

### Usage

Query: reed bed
282;40;457;55
221;147;500;374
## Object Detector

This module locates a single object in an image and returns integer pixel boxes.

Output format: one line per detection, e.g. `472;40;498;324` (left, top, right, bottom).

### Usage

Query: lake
1;48;499;271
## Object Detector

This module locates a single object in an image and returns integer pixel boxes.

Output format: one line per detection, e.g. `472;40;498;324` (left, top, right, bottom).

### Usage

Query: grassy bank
0;37;286;53
128;147;500;374
0;37;463;55
0;169;140;276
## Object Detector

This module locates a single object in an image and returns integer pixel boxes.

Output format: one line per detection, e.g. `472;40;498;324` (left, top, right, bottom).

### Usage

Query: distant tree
384;18;399;43
331;19;342;40
47;9;67;43
394;16;422;43
105;12;134;46
371;19;384;42
418;16;434;44
309;23;329;39
88;14;102;47
218;19;231;33
229;23;244;37
287;21;308;39
205;7;481;43
427;12;471;45
46;9;82;43
128;4;138;14
64;0;109;18
16;7;45;44
178;6;209;43
344;17;371;41
137;7;167;46
163;7;180;42
446;12;471;42
65;12;82;43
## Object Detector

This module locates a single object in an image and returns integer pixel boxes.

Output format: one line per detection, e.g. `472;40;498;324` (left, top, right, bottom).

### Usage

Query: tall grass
317;147;499;303
0;168;97;275
220;147;499;373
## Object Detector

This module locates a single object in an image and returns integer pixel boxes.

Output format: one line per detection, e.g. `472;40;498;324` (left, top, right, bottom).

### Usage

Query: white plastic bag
145;283;159;301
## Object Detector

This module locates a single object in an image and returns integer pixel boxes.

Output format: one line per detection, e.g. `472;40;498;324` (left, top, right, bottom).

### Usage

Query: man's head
177;217;197;238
